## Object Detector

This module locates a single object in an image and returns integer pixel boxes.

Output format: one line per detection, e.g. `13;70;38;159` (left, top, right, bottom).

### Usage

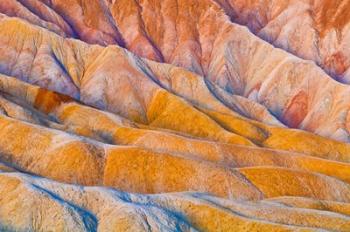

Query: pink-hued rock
215;0;350;83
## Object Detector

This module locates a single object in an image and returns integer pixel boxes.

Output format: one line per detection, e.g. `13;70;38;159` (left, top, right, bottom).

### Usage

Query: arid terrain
1;0;350;231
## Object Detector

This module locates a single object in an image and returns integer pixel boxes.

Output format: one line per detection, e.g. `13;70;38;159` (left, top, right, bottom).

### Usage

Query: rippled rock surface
1;1;350;231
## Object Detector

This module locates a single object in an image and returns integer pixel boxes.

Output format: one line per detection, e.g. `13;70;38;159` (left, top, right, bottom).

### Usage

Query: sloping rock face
4;0;350;141
216;0;350;82
1;0;350;231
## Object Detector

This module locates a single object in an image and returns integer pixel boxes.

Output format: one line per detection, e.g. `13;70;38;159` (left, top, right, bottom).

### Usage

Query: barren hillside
1;0;350;231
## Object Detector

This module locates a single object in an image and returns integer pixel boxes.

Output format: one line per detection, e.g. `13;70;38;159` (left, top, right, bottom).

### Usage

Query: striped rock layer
1;0;350;231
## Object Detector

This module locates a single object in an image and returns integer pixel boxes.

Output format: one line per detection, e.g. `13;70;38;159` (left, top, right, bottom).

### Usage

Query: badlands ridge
1;0;350;231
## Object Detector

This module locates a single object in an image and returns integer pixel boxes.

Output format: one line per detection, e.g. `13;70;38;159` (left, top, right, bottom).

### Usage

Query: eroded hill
1;0;350;231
